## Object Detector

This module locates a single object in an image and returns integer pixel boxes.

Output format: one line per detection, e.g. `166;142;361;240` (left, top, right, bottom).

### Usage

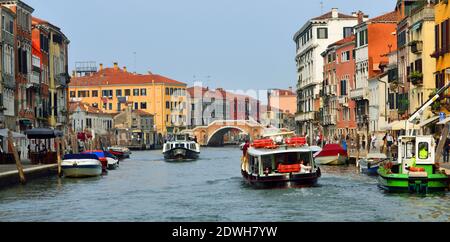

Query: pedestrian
371;133;377;152
444;136;450;163
362;134;366;150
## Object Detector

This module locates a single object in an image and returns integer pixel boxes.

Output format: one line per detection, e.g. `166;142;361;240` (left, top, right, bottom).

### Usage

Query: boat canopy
248;146;312;157
82;150;106;158
366;153;387;159
25;128;64;139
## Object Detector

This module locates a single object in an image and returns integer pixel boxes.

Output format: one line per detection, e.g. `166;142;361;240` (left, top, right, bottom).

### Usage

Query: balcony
409;41;423;54
323;84;337;96
322;114;337;126
338;96;349;105
409;71;423;86
295;111;316;122
30;72;40;86
356;114;369;124
350;88;368;100
56;73;70;88
3;76;15;90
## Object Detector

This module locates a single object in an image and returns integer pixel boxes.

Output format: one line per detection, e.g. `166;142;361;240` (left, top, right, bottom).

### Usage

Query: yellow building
434;0;450;114
69;63;187;136
408;4;436;117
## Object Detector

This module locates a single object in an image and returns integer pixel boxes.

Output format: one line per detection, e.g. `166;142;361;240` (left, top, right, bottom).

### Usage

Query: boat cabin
245;148;315;176
397;136;435;174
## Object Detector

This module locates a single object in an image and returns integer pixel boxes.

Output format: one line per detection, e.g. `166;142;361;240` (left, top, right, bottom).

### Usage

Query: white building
69;102;114;136
293;8;361;142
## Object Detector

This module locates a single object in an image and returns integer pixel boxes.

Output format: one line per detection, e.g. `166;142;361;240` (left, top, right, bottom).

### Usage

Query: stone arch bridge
192;120;265;146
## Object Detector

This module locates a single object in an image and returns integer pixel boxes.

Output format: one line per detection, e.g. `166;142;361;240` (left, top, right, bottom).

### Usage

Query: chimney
99;63;103;71
123;66;127;73
113;62;118;71
357;11;364;24
331;8;338;18
289;86;293;92
72;70;76;77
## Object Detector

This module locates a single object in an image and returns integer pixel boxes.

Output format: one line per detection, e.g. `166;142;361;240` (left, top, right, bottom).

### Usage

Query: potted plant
409;71;423;85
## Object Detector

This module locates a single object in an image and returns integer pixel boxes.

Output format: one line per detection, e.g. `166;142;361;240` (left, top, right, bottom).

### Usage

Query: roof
69;102;113;116
368;11;400;23
132;109;153;117
270;89;295;96
311;11;357;20
0;0;34;13
331;35;356;47
70;66;186;87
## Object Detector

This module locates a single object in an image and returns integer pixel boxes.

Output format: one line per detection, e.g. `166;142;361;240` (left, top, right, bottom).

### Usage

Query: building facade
0;6;15;130
113;107;155;149
293;8;360;142
351;11;399;142
69;63;187;137
69;101;114;136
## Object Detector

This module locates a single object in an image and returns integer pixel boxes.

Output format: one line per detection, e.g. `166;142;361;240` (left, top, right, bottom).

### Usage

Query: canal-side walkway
0;162;58;189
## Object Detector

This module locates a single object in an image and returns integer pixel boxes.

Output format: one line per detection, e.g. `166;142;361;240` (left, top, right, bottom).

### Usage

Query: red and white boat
241;135;321;188
314;144;348;165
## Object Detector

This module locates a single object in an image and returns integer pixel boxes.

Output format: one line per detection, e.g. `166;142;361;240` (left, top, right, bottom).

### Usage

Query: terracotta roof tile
70;67;186;87
368;11;400;23
312;11;357;20
331;35;356;46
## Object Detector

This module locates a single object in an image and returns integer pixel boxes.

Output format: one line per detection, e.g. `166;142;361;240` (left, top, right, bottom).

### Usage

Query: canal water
0;147;449;222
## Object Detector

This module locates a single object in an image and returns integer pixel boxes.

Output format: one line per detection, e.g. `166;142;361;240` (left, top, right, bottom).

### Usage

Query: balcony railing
410;41;423;54
56;73;70;88
350;88;368;100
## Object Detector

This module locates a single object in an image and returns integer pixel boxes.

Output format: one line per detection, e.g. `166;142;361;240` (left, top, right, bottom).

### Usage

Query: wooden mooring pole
7;131;26;184
56;137;62;177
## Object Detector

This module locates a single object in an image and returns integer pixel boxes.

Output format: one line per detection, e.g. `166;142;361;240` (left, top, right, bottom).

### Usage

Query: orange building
69;63;187;135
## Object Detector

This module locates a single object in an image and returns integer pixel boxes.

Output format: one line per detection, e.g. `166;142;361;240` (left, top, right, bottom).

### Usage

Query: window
141;89;147;96
124;89;131;96
165;88;169;95
77;90;89;98
398;31;406;47
317;28;328;39
109;103;113;110
141;102;147;109
102;90;113;97
92;103;98;108
343;27;353;38
70;91;75;98
134;102;138;110
340;80;347;96
116;89;122;97
92;90;98;97
170;88;174;95
133;89;139;96
341;51;350;62
166;101;170;109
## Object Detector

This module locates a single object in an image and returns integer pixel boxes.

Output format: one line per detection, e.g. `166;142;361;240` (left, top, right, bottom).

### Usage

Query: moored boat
104;151;119;170
377;136;449;193
82;150;109;172
163;134;200;161
358;153;387;176
241;136;321;188
62;154;103;178
314;144;348;165
108;146;131;159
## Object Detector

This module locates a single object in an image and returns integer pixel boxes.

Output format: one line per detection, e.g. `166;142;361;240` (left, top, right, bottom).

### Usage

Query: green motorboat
378;135;449;193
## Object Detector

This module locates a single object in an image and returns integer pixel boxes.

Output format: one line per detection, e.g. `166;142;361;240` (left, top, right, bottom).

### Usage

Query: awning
437;116;450;125
0;129;27;139
19;119;33;126
411;22;422;32
419;116;439;128
25;128;64;139
382;120;420;131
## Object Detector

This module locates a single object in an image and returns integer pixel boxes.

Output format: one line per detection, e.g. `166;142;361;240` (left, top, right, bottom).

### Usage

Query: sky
27;0;397;92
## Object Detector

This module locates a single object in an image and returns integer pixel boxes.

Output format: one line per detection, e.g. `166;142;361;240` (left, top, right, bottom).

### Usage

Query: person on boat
370;134;377;152
419;143;428;160
410;152;417;169
443;136;450;163
242;140;250;157
300;160;312;173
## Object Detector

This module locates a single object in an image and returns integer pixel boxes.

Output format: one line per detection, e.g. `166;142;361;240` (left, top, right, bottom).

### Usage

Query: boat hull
241;169;320;188
164;148;200;161
315;155;347;165
377;171;449;193
106;157;119;170
62;159;102;178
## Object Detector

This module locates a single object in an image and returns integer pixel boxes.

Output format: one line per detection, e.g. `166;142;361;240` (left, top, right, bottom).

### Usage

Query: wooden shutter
435;24;440;54
447;19;450;53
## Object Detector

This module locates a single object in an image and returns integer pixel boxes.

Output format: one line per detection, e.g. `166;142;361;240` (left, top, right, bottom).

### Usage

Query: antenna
320;1;324;14
133;52;137;73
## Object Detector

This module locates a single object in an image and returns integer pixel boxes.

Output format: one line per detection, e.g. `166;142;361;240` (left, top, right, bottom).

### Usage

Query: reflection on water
0;146;448;222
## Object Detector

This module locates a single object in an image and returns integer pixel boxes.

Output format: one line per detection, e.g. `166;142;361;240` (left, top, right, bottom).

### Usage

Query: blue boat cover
82;150;106;158
63;154;100;160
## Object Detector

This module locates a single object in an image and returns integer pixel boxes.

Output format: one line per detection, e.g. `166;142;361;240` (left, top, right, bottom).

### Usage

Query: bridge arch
206;126;248;146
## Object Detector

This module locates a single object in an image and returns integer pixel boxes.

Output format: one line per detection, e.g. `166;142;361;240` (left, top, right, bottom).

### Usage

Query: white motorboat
104;151;119;170
62;154;103;178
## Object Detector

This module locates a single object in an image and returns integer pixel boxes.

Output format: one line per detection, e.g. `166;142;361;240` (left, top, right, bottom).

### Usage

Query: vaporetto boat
163;134;200;161
241;135;321;188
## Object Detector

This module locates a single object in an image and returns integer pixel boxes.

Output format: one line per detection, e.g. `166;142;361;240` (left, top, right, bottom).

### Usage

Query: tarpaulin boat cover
315;144;347;158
